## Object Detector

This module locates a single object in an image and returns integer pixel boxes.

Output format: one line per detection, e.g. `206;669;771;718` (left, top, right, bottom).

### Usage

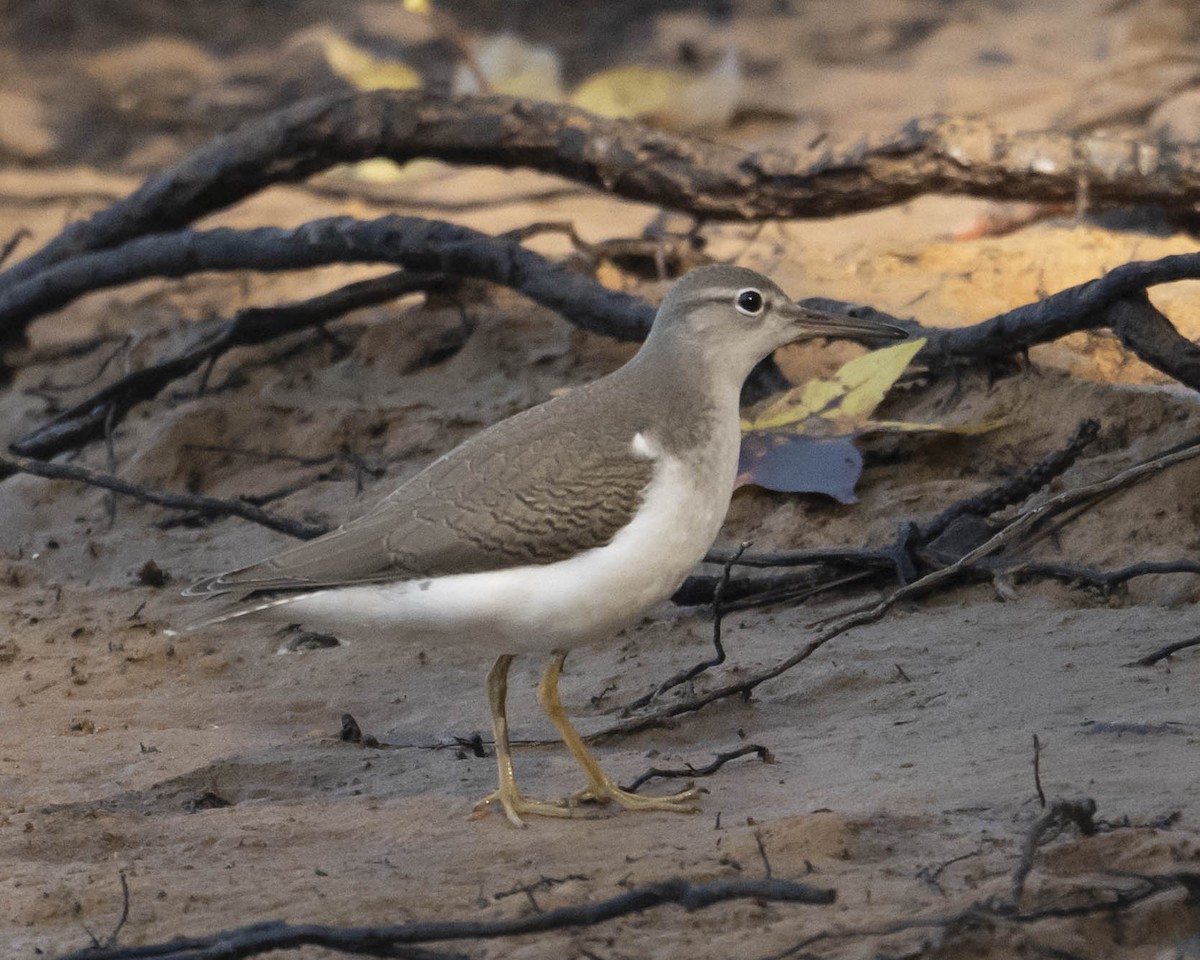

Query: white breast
279;430;740;654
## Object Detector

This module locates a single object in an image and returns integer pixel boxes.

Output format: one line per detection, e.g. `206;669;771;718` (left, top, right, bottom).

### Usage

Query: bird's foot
569;777;700;813
472;787;601;828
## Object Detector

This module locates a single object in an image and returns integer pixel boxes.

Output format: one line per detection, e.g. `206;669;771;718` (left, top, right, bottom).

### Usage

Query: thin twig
1032;735;1046;809
623;744;774;794
915;850;982;895
922;418;1100;541
763;871;1193;960
0;216;656;349
624;541;748;712
0;452;327;539
57;877;836;960
1016;559;1200;592
0;227;30;268
10;269;453;459
703;545;905;571
1126;633;1200;667
107;874;130;948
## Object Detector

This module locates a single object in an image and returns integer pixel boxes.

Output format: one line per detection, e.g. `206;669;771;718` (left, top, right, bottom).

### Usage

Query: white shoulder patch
630;431;659;460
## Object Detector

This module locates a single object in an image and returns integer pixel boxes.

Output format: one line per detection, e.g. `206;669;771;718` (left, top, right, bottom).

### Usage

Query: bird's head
648;264;908;381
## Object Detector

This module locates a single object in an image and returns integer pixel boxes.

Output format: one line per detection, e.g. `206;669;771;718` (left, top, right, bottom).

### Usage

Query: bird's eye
735;289;764;316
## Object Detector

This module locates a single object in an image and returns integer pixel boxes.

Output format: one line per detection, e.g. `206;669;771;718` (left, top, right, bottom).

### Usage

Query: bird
177;264;906;826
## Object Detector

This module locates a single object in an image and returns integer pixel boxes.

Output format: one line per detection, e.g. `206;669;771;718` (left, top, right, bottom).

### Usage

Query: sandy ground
2;2;1200;958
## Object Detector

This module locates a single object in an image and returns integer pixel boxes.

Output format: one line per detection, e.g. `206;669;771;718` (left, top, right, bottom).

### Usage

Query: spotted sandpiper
179;265;905;826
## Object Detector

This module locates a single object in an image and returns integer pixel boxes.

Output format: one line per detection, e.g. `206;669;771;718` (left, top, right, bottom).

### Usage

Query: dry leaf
570;49;741;130
737;435;863;503
304;28;422;91
738;337;999;500
744;338;926;436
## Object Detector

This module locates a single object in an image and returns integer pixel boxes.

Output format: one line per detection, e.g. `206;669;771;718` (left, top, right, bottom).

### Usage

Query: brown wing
184;392;655;598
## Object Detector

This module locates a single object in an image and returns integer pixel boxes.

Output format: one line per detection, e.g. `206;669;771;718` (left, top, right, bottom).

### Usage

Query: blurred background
6;0;1200;172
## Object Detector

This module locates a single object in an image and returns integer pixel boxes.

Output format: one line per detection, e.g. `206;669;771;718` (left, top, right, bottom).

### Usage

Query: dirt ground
3;1;1200;958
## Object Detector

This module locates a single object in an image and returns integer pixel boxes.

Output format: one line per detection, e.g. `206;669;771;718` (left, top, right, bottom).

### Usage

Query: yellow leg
472;655;593;826
537;651;699;813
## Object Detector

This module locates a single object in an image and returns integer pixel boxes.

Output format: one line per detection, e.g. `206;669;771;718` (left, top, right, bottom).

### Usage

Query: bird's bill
782;302;909;344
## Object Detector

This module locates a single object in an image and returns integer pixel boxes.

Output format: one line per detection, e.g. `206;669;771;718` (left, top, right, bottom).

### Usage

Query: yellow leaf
403;0;432;14
315;30;421;91
743;338;926;434
571;65;689;120
341;157;439;184
570;50;741;130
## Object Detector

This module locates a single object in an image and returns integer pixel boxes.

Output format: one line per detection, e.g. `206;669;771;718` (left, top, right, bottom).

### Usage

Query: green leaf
742;338;926;436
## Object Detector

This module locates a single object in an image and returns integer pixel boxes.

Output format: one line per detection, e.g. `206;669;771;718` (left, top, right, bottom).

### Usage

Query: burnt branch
11;92;1200;290
922;418;1100;541
803;251;1200;390
0;452;327;539
5;219;1200;451
19;220;1200;390
772;871;1196;960
1126;633;1200;667
57;877;835;960
10;270;454;460
4;94;1200;387
1014;559;1200;592
1109;290;1200;388
670;419;1100;613
671;567;878;609
0;216;654;348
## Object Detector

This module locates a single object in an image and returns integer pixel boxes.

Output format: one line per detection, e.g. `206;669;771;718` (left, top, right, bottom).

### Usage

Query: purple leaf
736;432;864;503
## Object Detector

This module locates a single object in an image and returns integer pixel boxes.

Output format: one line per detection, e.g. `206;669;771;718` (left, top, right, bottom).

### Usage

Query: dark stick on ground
10;270;454;460
915;850;982;895
55;877;836;960
1109;290;1200;390
768;871;1194;960
1032;735;1046;809
1127;633;1200;667
922;418;1100;541
672;564;875;609
107;873;130;949
1015;559;1200;593
0;452;327;540
625;541;748;712
672;421;1108;613
83;873;130;951
0;228;31;268
623;744;774;794
703;544;906;572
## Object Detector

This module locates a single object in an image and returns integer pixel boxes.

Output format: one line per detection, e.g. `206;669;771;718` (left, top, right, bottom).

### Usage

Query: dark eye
736;289;764;316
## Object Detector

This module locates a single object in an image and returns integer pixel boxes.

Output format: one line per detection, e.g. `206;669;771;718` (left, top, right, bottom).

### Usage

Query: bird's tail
165;592;315;636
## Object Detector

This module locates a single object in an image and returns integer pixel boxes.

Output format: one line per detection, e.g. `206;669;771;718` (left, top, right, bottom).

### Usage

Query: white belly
278;451;736;653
